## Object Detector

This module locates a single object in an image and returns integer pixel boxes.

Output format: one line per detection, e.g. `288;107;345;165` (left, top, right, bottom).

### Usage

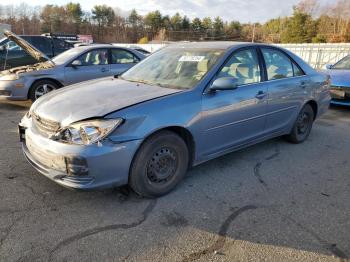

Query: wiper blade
154;82;175;89
120;78;174;89
123;78;153;85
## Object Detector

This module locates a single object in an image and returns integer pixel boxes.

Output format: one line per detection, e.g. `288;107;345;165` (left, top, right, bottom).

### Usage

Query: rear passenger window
217;49;261;86
262;48;294;80
111;49;139;64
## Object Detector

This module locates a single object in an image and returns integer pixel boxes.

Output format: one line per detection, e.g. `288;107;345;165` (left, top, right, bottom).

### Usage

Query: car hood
4;31;52;64
31;78;182;126
327;69;350;87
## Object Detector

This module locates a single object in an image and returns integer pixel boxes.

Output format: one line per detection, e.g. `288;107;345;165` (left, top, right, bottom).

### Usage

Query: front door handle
101;68;108;73
255;91;267;99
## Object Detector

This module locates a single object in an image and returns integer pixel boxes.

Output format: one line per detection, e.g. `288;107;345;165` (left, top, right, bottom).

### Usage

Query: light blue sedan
326;55;350;106
0;31;145;101
19;42;331;197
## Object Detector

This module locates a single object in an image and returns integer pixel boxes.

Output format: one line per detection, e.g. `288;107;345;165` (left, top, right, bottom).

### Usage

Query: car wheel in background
29;80;59;102
129;130;189;198
285;104;314;144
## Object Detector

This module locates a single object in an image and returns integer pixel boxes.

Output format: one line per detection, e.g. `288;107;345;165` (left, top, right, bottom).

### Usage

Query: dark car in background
0;33;73;70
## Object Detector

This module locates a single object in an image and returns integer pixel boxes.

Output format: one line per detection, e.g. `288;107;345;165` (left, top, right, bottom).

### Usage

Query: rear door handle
300;81;306;88
101;68;108;72
255;91;267;99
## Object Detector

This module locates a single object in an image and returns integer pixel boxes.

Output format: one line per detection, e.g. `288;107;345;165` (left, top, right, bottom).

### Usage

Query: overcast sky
0;0;333;23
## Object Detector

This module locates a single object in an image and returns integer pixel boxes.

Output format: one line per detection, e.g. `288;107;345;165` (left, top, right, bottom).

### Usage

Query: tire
29;80;59;102
129;131;189;198
285;104;314;144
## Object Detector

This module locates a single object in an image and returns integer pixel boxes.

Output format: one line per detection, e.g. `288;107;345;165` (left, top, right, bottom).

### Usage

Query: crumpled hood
327;69;350;87
31;77;182;126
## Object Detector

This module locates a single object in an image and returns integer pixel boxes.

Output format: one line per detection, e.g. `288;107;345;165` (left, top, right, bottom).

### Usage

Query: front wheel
285;104;314;144
29;80;59;102
129;131;189;198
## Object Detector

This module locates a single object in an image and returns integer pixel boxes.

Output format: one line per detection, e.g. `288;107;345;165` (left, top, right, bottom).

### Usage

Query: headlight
0;74;19;81
55;118;123;145
26;110;32;118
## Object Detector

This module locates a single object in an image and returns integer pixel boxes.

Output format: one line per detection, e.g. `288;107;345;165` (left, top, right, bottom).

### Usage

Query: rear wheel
129;131;189;198
285;104;314;144
29;80;59;102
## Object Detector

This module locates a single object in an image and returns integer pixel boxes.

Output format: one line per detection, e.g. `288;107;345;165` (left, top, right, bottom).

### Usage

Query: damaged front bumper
0;79;29;100
19;117;142;190
330;86;350;106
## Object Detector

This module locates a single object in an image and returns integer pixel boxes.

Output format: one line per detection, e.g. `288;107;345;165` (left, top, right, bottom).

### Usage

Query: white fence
112;43;167;53
113;42;350;69
277;43;350;69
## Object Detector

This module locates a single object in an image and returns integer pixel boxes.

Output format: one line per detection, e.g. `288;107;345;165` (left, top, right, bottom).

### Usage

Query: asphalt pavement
0;100;349;262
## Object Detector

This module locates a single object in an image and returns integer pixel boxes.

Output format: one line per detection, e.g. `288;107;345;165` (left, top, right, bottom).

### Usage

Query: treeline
0;0;349;44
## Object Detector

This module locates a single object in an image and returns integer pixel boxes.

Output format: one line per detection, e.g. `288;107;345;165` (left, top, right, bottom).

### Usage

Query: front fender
105;90;202;144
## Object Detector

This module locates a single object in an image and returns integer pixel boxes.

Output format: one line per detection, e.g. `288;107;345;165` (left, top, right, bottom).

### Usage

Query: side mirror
0;46;6;52
71;60;82;68
325;64;333;70
209;77;238;91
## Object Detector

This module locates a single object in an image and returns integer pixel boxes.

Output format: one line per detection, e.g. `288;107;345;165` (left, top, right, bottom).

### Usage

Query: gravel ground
0;100;349;262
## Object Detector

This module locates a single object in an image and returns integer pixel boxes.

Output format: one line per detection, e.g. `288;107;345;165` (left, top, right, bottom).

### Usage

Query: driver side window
217;49;261;86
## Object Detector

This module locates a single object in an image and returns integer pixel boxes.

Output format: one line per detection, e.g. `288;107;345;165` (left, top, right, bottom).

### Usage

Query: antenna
252;23;256;43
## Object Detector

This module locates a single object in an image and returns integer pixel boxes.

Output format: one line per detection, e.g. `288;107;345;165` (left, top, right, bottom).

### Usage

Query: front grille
32;112;60;135
330;86;350;101
331;85;350;90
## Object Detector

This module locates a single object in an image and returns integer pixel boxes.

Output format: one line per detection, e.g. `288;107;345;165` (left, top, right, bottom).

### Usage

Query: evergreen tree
213;16;224;38
280;8;317;43
144;10;163;32
191;17;202;32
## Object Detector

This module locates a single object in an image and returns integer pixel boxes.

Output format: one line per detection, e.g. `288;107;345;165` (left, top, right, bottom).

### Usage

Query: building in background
0;24;11;38
41;33;93;45
77;35;94;44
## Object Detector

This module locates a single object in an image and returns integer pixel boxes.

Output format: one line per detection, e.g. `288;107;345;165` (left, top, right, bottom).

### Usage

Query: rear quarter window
293;62;304;76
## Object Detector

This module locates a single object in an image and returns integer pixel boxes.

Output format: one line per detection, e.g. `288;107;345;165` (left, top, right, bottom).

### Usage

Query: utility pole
252;23;256;43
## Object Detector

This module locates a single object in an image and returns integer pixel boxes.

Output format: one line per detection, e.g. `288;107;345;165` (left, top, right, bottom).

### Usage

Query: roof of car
74;44;133;51
69;44;146;58
167;41;264;50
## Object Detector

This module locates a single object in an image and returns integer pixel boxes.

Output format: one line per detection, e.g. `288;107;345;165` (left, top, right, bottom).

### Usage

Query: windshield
52;48;82;65
332;56;350;70
121;48;224;89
